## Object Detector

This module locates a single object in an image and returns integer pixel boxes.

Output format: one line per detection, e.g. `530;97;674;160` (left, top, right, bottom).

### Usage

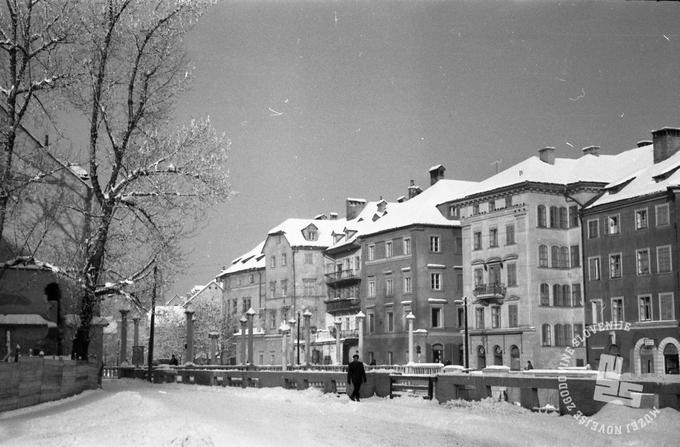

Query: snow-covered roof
589;144;680;207
450;146;650;202
267;217;348;248
359;179;478;238
217;241;266;277
0;314;57;327
183;278;224;307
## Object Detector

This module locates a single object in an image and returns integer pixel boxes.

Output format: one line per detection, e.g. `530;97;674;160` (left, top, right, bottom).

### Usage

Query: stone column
288;318;296;366
280;323;290;371
239;316;247;365
356;311;365;362
246;307;256;365
209;332;219;364
407;312;416;364
119;309;129;365
334;320;342;365
303;309;312;366
132;317;140;347
184;309;195;364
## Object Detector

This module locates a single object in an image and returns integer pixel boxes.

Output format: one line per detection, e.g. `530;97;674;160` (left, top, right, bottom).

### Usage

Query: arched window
477;345;486;369
493;345;503;365
562;285;571;306
539;245;548;267
510;345;520;371
553;284;562;306
550;206;558;228
537;205;547;227
559;207;568;229
540;283;550;306
554;324;563;346
551;246;559;268
560;246;569;268
542;324;552;346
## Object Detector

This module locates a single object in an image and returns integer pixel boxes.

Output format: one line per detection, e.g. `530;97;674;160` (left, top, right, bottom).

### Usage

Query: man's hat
353;354;359;359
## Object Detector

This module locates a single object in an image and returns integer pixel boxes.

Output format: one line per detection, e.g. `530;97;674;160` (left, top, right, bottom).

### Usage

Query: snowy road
1;379;679;446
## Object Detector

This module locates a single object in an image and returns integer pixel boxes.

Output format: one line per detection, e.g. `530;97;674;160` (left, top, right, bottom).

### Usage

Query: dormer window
302;224;318;241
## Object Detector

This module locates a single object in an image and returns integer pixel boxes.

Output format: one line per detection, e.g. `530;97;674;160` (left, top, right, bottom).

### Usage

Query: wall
0;358;100;412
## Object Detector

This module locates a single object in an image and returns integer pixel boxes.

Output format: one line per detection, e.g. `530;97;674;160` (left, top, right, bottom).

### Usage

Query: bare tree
66;0;231;359
0;0;75;246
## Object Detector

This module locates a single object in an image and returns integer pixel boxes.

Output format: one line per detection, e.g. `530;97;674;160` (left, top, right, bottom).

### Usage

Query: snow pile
443;397;532;416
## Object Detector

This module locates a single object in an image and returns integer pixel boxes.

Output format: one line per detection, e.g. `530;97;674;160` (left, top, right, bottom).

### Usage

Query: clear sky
169;0;680;298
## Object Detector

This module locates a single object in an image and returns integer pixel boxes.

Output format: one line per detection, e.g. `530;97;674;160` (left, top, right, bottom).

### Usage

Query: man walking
347;354;367;401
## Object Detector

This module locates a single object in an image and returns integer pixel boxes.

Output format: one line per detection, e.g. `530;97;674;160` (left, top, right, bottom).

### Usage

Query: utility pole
147;265;157;382
296;311;301;365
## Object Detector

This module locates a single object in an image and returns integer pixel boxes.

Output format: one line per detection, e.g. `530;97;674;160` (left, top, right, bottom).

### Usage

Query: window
569;205;579;228
508;305;518;328
537;205;547;227
430;236;441;252
456;272;463;292
588;257;601;280
656;204;670;226
368;312;375;333
540;283;550;306
385;241;393;258
542;323;552;346
539;245;548;267
572;283;582;306
587;219;599;239
639;295;652;321
303;279;315;297
403;238;411;255
304;252;313;264
269;281;276;299
241;297;252;314
473;231;482;250
489;228;498;247
611;297;624;322
574;324;584;341
554;324;563;346
270;256;276;268
475;308;485;329
385;278;393;296
430;272;441;290
403;276;412;293
368;245;375;261
304;225;318;241
431;307;442;328
506;224;515;245
563;285;571;306
607;215;620;235
636;249;650;275
281;253;287;266
505;196;513;208
269;310;276;330
249;274;254;284
472;203;480;215
506;263;517;287
455;237;462;253
657;245;672;273
551;246;559;268
449;206;459;218
387;351;393;365
550;206;559;228
591;299;603;324
368;279;376;298
560;246;569;268
609;253;622;279
488;200;496;212
660;292;675;320
559;207;568;229
386;311;394;332
635;208;648;230
491;306;501;328
474;268;484;286
457;308;465;327
281;279;288;297
553;284;563;306
570;245;580;267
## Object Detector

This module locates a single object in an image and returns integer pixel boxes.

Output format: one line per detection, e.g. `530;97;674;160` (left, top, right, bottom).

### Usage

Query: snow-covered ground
1;379;679;447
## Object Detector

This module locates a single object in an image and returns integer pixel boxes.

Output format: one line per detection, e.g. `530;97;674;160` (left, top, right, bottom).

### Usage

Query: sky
169;0;680;298
2;378;679;446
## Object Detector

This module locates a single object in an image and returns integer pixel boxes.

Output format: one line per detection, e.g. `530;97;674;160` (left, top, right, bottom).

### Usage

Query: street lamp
239;315;247;366
303;309;312;367
246;307;256;366
454;296;469;369
406;312;415;364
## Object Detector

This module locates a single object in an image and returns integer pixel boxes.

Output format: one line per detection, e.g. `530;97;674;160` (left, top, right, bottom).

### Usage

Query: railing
102;366;118;378
325;269;361;285
473;283;507;303
339;329;359;339
393;363;444;375
325;297;361;313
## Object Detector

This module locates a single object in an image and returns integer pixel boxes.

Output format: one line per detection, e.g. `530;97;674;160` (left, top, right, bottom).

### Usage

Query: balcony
325;269;361;287
325;297;361;314
473;283;507;305
340;329;359;339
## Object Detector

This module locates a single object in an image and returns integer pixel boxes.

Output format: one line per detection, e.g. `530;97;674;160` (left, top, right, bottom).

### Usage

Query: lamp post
119;309;129;365
296;311;301;365
406;312;415;364
239;315;247;366
454;296;470;369
334;319;342;365
184;308;195;365
356;311;365;361
246;307;256;366
288;317;296;367
303;309;312;367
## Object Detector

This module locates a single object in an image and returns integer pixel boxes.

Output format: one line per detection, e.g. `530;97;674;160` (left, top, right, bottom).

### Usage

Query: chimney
377;199;387;213
582;145;600;156
346;198;367;220
407;180;422;199
538;147;556;164
429;164;446;185
652;127;680;164
637;140;652;148
329;212;338;220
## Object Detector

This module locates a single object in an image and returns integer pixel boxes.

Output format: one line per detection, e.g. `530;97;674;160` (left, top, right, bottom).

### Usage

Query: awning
0;314;57;328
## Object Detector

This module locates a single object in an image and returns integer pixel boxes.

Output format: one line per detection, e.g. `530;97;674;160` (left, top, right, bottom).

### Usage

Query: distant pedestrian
347;354;367;402
14;344;20;362
170;354;179;366
525;360;534;370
